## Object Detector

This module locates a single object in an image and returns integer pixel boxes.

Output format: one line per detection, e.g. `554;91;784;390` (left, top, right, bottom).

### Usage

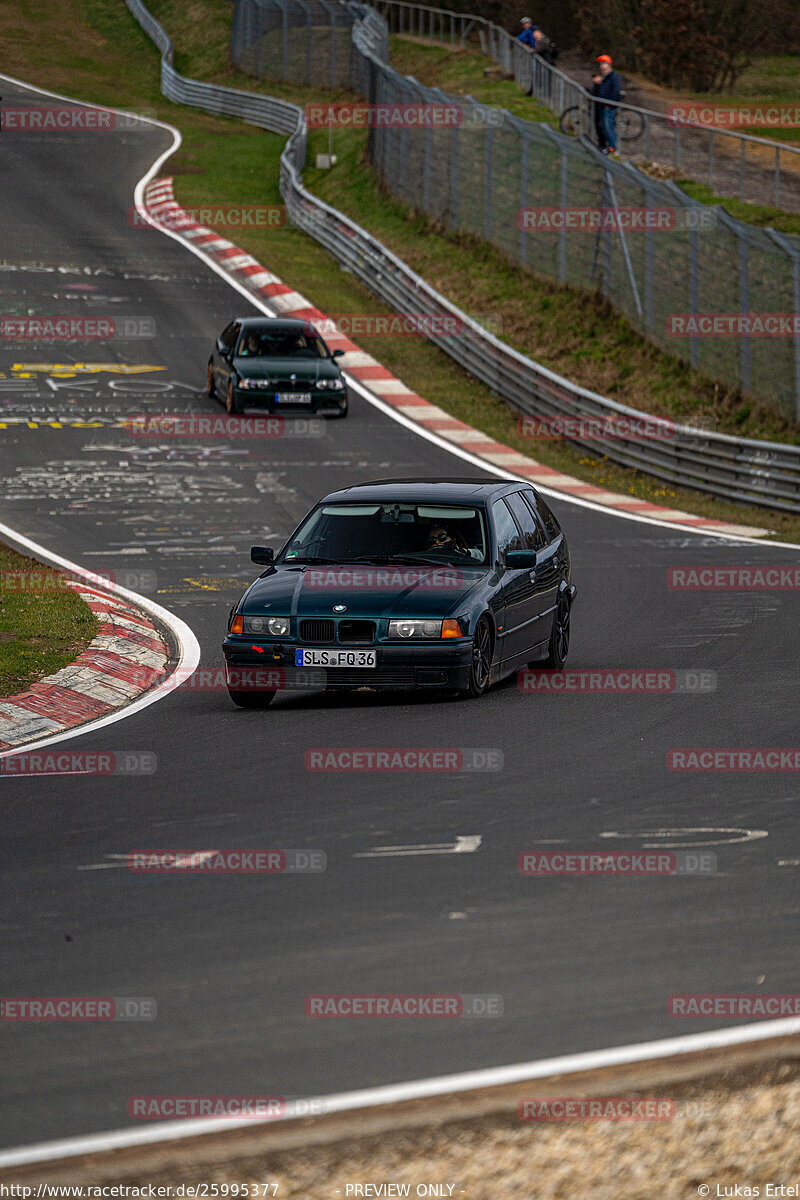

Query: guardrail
371;0;800;216
125;0;800;514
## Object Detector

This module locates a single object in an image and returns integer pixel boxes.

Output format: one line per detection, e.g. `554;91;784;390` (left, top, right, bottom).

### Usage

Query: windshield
280;503;489;566
236;329;329;359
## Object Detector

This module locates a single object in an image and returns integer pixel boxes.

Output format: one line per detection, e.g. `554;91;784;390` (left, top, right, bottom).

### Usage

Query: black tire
559;106;581;137
543;595;570;669
618;109;644;141
227;688;276;709
206;361;216;398
459;615;492;699
226;379;242;415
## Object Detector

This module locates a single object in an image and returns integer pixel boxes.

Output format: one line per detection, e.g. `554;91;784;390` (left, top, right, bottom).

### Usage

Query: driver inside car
426;526;482;561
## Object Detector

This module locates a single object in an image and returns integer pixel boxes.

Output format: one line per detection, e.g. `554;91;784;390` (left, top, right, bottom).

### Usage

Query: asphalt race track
2;78;799;1150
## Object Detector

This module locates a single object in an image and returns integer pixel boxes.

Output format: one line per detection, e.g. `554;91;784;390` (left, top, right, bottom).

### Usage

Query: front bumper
235;385;348;416
222;637;473;691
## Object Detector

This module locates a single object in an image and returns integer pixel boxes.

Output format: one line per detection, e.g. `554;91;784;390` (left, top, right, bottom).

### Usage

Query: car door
490;496;540;666
505;489;558;655
214;320;241;393
519;489;565;634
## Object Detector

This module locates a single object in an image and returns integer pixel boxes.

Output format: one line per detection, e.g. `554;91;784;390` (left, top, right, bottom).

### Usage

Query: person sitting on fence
535;27;557;64
520;24;555;96
596;55;622;154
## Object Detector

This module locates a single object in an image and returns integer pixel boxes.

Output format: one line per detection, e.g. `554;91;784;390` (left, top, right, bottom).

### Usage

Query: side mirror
332;348;345;358
250;545;274;565
506;549;538;570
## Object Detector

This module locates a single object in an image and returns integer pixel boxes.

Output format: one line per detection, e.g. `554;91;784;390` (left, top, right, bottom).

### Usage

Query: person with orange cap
595;54;622;154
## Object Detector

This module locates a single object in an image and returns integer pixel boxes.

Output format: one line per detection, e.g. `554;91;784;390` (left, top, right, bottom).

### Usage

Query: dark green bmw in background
207;316;348;417
223;479;575;706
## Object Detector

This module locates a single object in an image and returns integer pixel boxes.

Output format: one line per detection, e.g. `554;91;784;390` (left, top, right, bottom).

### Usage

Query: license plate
276;392;312;404
296;649;376;668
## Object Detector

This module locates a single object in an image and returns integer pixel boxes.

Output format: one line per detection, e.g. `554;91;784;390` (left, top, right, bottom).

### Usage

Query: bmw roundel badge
333;604;346;612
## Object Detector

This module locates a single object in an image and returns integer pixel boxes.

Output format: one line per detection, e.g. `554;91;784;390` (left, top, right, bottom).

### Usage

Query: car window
281;503;489;565
221;321;240;351
505;491;546;551
536;495;562;540
236;329;329;359
492;498;523;563
521;489;560;542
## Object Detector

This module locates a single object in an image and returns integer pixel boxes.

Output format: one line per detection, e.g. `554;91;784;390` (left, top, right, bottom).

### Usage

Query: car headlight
245;615;289;636
316;379;345;390
239;378;254;390
388;619;443;639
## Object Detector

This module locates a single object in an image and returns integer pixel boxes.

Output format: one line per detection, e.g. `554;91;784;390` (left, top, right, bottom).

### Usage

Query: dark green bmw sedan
222;479;576;707
207;316;348;417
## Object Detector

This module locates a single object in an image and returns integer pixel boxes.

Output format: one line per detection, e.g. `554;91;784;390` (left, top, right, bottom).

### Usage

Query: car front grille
299;618;335;643
298;618;376;644
323;668;417;688
337;620;376;644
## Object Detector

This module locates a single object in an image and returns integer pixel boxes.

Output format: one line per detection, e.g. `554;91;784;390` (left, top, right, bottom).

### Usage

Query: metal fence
371;0;800;217
231;0;367;89
125;0;800;513
231;0;800;421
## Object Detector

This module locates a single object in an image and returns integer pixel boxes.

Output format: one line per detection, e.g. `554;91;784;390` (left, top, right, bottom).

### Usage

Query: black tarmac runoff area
1;77;798;1150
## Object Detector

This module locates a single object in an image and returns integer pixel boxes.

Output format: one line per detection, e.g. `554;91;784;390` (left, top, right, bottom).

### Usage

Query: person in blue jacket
517;17;537;48
596;55;621;153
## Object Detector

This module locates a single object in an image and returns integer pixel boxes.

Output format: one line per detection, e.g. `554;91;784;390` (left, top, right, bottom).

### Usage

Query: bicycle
559;92;645;145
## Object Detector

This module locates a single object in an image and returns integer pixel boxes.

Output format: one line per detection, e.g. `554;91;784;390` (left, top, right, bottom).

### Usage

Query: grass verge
4;0;800;539
675;181;800;236
0;543;97;700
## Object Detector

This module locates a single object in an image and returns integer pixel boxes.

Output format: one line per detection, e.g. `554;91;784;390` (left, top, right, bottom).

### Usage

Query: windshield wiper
350;554;467;567
284;555;340;565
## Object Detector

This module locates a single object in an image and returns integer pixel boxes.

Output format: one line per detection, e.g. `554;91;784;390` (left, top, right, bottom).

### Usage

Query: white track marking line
355;835;482;857
600;827;770;848
1;1017;799;1166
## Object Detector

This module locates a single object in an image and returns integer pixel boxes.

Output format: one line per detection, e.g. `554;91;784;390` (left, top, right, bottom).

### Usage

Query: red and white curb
0;579;169;750
146;176;770;540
